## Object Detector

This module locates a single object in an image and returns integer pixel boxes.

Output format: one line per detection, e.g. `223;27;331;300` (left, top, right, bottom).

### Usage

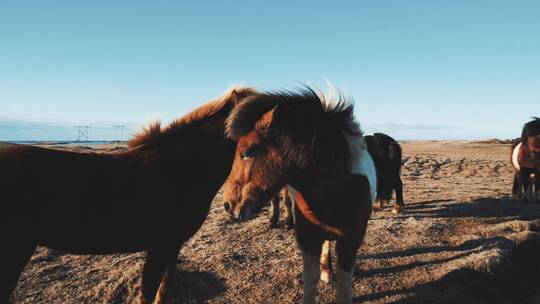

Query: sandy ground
7;140;540;304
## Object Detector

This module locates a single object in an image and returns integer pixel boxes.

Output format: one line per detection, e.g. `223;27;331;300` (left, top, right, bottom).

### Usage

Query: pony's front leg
335;242;356;304
527;173;536;202
300;239;324;304
519;170;531;202
320;240;332;283
532;173;540;203
283;189;295;228
139;246;179;304
535;173;540;203
512;174;520;198
335;224;368;304
269;193;281;228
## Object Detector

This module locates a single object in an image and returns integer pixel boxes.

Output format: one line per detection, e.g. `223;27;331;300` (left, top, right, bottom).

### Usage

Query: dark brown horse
364;132;404;213
222;87;376;304
0;86;257;304
511;117;540;202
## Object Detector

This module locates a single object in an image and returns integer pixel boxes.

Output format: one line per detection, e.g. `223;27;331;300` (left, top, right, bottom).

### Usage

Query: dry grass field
7;140;540;303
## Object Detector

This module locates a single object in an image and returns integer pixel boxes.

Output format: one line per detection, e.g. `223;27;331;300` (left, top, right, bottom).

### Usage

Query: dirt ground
8;140;540;304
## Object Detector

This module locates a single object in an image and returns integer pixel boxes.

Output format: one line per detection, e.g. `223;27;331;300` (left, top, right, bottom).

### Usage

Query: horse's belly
37;218;149;254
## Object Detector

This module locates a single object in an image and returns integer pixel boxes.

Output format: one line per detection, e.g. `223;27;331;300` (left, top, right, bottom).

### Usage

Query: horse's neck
174;126;235;175
289;173;352;237
134;121;235;180
291;172;349;206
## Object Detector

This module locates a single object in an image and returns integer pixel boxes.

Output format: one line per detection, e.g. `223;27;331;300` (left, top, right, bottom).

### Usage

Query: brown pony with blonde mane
0;86;257;304
222;87;376;304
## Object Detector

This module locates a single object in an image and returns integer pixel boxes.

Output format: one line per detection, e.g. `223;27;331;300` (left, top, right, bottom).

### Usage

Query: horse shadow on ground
353;235;540;304
351;197;540;303
399;197;540;220
169;269;226;304
105;267;226;304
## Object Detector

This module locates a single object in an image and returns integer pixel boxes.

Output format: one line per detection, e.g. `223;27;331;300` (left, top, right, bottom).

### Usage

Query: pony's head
222;86;360;220
522;117;540;161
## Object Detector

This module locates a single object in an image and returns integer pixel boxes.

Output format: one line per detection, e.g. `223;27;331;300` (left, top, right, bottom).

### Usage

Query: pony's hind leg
282;188;295;228
269;193;281;228
0;241;36;304
138;246;179;304
512;173;520;198
319;240;332;283
392;174;404;214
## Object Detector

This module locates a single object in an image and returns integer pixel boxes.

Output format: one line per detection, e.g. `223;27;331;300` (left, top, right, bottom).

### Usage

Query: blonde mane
129;86;257;148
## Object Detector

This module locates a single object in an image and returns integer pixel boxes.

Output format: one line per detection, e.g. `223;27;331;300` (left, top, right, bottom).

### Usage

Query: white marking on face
512;142;522;170
343;132;377;203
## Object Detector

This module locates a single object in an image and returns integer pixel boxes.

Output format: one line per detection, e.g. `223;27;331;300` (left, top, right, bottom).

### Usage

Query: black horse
511;117;540;202
364;133;404;213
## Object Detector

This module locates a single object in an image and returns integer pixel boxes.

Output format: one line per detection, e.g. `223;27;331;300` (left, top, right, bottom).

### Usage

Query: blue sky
1;1;539;141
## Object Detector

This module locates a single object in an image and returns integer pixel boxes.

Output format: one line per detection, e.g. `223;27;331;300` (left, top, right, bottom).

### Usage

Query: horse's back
365;133;402;167
0;145;151;252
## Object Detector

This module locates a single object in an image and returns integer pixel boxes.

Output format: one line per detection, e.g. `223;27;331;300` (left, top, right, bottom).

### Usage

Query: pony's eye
241;151;251;160
241;144;267;160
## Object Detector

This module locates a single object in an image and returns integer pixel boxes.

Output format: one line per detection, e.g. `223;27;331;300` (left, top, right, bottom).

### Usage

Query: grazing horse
364;133;404;213
0;86;257;304
511;117;540;202
222;87;376;304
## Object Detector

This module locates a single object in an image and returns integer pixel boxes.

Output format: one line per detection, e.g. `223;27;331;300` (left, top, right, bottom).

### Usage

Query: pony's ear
226;85;258;106
226;93;280;140
256;106;278;136
229;89;240;105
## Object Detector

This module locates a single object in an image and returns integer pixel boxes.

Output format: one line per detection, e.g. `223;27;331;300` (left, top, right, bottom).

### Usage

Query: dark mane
129;86;257;148
227;86;362;171
521;117;540;145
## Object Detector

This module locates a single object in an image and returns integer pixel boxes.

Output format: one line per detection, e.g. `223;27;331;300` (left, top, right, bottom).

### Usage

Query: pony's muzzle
236;203;253;220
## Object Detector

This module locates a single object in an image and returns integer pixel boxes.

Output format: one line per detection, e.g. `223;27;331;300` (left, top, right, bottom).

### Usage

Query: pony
511;117;540;202
364;133;404;213
0;86;257;304
222;87;376;304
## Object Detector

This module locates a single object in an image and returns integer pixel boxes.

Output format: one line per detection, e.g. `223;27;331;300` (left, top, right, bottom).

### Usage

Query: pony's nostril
239;205;247;219
224;202;231;212
238;204;252;220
